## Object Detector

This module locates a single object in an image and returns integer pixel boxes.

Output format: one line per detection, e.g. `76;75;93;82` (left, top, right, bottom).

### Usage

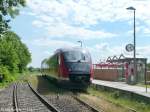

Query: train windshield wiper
77;59;81;62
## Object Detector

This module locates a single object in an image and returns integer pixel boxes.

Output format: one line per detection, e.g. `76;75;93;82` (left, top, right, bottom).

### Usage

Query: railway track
44;93;103;112
40;76;103;112
0;81;102;112
72;94;102;112
13;84;19;112
28;78;102;112
0;85;14;112
14;82;59;112
0;83;59;112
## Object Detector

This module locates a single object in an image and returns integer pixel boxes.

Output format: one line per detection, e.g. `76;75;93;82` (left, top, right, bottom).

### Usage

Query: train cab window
63;51;90;62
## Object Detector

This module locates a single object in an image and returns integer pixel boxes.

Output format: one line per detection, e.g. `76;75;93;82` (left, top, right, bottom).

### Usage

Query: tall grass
87;87;150;112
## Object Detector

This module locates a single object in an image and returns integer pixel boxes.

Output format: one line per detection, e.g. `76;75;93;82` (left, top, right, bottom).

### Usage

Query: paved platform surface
92;79;150;98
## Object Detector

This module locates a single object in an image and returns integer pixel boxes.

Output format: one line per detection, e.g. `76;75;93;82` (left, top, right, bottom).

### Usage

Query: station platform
92;79;150;100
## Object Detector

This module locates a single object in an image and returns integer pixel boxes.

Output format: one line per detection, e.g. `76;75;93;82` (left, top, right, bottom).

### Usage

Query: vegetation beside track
0;71;29;88
0;32;31;88
0;73;19;88
79;94;129;112
136;83;150;88
87;87;150;112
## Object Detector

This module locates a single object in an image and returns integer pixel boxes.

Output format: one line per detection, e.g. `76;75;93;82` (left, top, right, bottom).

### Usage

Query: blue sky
10;0;150;67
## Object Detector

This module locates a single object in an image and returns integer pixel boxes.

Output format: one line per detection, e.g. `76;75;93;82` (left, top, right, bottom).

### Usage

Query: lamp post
77;40;82;47
126;6;136;82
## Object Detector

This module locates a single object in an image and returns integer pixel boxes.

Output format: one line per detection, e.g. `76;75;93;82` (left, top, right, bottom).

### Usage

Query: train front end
62;48;93;84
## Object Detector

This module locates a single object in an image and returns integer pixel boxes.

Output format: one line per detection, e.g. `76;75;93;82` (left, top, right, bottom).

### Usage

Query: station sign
125;44;134;52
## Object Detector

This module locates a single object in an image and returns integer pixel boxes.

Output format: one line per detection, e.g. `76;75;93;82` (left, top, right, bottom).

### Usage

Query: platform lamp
126;6;137;83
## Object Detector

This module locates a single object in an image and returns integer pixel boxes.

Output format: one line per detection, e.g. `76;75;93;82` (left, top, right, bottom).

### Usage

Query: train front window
63;51;90;62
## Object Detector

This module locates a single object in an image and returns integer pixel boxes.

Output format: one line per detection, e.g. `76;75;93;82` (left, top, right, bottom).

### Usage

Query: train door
58;53;61;78
126;62;136;84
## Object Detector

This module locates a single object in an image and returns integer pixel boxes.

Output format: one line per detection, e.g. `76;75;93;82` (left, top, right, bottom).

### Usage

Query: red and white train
41;47;93;87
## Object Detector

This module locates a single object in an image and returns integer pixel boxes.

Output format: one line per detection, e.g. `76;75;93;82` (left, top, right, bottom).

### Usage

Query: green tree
0;31;31;73
28;66;34;72
0;0;26;34
17;42;31;72
0;33;19;71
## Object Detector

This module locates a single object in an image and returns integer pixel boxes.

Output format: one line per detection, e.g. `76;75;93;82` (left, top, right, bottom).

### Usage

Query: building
93;54;147;85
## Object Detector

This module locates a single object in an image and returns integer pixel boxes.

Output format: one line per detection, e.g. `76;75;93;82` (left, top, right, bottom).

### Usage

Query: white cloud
143;28;150;35
24;0;150;66
127;25;144;35
26;0;150;23
33;37;77;48
46;23;116;39
87;43;124;63
20;11;37;16
137;46;150;59
25;0;150;40
31;19;117;39
32;20;45;28
88;43;150;63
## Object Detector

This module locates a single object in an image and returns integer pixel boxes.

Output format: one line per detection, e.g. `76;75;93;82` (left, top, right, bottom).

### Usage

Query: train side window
58;55;61;65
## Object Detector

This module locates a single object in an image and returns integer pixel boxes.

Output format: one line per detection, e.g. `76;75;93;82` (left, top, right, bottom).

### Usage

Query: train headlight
68;68;72;71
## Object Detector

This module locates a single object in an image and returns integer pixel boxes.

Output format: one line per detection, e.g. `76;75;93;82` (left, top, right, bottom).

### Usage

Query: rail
27;82;60;112
13;83;19;112
72;94;104;112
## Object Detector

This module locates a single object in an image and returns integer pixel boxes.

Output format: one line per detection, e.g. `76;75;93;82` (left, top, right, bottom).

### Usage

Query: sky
10;0;150;67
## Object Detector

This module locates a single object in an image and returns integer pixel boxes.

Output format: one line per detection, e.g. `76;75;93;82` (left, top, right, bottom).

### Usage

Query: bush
28;66;34;72
0;66;10;82
111;91;120;99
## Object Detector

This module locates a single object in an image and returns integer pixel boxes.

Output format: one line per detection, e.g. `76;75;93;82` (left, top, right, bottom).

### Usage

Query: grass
0;73;21;89
87;86;150;112
79;94;130;112
136;83;150;88
0;71;37;89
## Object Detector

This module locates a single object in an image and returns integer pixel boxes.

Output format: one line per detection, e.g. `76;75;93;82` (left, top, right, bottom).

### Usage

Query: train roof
41;47;91;64
54;47;90;54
